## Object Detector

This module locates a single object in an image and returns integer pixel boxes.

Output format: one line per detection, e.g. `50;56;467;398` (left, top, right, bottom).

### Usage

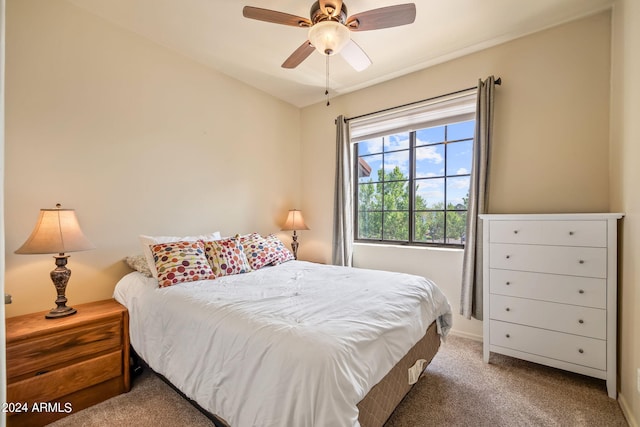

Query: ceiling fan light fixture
308;21;350;55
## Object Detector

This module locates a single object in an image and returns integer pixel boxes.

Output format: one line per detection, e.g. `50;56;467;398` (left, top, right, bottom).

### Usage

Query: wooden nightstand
5;299;131;427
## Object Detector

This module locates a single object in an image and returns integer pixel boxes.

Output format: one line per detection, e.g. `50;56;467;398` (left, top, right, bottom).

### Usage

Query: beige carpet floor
49;335;628;426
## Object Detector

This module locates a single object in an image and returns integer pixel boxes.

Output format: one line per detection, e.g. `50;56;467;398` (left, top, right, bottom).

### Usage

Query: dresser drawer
489;295;606;339
489;220;607;247
489;221;607;247
490;320;606;370
489;269;606;308
489;243;607;278
7;318;122;381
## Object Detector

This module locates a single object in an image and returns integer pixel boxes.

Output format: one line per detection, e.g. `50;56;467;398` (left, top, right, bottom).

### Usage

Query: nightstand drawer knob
578;319;584;324
513;230;519;234
578;289;585;294
579;260;585;264
505;255;511;259
506;334;510;338
505;307;511;312
506;281;511;286
569;231;575;236
578;349;584;354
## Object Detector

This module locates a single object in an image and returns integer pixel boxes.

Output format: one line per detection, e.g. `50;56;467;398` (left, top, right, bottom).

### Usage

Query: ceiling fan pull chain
326;55;331;106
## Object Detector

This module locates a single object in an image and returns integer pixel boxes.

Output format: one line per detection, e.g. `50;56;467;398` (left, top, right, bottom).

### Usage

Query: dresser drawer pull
569;231;575;236
579;260;585;264
578;319;584;324
505;255;511;259
505;307;511;312
578;349;584;354
505;334;510;338
513;230;519;234
505;281;511;286
35;370;49;376
578;289;585;294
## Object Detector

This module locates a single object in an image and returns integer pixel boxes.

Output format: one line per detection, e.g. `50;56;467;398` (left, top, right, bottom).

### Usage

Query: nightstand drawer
7;350;123;403
7;319;122;380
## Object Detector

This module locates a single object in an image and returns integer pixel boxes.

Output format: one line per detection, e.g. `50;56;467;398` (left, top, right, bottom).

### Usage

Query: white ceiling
66;0;614;108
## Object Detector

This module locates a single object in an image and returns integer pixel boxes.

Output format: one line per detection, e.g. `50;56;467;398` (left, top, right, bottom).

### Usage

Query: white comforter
114;261;452;427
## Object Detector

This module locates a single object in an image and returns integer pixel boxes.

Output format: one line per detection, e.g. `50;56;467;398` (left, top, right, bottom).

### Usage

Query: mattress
114;261;451;427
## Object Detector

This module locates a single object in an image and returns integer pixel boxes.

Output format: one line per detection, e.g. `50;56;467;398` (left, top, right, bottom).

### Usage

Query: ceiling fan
242;1;416;72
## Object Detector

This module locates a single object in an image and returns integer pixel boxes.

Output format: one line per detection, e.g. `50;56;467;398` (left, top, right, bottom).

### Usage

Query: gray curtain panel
332;115;354;266
460;76;497;320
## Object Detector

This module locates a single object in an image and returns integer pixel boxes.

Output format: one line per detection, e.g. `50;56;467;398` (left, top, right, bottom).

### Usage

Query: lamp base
46;305;77;319
291;231;299;260
45;254;77;320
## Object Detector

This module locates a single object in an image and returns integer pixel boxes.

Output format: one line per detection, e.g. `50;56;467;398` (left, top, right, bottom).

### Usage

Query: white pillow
139;232;222;279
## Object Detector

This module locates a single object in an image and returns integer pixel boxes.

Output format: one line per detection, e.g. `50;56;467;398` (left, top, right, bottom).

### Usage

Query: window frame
353;120;474;249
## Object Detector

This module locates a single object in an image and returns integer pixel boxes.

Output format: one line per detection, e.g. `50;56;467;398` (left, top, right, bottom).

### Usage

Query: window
352;91;476;247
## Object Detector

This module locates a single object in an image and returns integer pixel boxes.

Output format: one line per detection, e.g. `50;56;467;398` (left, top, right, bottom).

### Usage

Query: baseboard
618;392;638;427
448;329;483;342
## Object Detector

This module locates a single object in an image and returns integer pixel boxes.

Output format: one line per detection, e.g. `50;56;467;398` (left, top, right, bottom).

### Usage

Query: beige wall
4;0;301;317
611;0;640;424
300;12;612;340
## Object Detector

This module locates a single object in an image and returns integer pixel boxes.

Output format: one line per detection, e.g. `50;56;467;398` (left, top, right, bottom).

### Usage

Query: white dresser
480;213;623;399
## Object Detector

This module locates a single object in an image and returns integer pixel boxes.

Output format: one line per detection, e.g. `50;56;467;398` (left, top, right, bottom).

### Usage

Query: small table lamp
281;209;309;260
15;204;95;319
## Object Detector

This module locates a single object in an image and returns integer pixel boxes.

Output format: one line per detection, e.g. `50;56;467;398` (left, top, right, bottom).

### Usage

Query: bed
114;257;452;427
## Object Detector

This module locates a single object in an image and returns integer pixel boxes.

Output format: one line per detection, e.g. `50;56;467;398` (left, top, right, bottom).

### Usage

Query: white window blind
349;90;477;142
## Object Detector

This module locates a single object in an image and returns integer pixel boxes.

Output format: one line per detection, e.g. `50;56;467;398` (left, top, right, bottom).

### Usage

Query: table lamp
15;204;95;319
281;209;309;260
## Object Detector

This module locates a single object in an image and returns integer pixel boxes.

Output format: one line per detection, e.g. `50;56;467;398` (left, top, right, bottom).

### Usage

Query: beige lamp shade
15;206;95;255
281;209;310;231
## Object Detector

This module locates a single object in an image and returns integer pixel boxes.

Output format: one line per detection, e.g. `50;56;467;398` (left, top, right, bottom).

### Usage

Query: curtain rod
341;77;501;124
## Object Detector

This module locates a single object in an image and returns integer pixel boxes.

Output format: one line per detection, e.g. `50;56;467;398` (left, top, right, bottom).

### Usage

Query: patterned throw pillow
150;240;216;288
203;237;251;277
264;234;295;264
139;231;221;279
240;233;281;270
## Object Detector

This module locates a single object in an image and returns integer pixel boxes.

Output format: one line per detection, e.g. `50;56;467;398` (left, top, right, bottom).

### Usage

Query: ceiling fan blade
346;4;416;31
319;0;343;18
340;39;371;72
282;41;316;68
243;6;312;28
